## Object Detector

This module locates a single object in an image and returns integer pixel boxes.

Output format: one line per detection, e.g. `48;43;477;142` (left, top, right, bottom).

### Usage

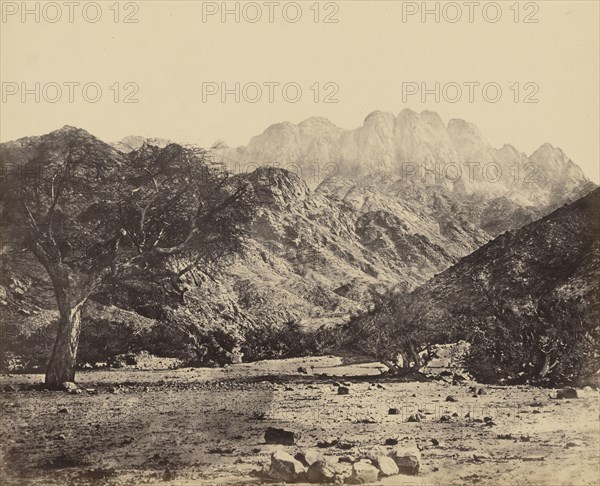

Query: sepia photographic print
0;1;599;484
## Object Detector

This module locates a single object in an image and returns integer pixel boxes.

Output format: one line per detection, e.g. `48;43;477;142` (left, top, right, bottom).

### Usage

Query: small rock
440;415;451;422
265;427;296;445
556;388;578;399
317;438;338;448
565;440;584;448
269;450;306;482
445;395;457;402
385;438;399;446
58;408;69;414
60;382;78;391
306;459;336;483
388;408;400;415
406;414;422;423
473;452;492;461
389;445;421;475
374;455;399;477
351;460;379;483
430;438;440;446
338;386;350;395
55;434;66;441
477;387;487;395
298;366;308;374
296;449;324;467
163;468;176;481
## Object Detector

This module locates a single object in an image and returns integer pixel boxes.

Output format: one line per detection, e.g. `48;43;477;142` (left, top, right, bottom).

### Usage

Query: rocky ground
0;356;598;485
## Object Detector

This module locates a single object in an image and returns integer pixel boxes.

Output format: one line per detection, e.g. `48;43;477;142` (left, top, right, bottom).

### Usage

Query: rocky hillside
347;188;600;384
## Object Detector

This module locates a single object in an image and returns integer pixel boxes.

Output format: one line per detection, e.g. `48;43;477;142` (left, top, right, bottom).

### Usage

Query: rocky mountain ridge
0;120;595;368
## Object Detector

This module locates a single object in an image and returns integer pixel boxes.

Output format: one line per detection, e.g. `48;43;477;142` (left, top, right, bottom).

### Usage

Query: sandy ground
1;356;599;485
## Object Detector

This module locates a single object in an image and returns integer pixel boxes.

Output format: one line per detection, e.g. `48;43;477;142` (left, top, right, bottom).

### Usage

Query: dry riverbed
1;356;598;485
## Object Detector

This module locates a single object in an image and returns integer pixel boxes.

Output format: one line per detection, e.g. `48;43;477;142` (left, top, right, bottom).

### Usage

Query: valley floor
0;356;598;485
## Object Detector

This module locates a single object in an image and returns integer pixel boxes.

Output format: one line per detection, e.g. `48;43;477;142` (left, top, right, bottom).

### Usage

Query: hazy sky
1;1;599;182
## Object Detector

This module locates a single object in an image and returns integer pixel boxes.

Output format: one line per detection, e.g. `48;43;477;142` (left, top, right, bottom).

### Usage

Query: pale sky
1;0;599;182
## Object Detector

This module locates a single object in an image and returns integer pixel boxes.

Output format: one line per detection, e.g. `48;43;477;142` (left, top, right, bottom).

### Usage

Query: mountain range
0;110;596;368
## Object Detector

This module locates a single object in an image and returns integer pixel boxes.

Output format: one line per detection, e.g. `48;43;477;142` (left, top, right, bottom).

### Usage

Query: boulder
265;427;296;445
296;449;324;467
60;382;78;391
556;388;578;399
269;450;306;482
389;445;421;475
306;459;336;483
350;460;379;483
374;455;399;477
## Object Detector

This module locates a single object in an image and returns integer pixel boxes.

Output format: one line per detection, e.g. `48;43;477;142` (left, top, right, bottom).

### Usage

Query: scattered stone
163;468;176;481
60;382;78;392
317;438;338;448
477;387;487;395
497;434;512;440
556;388;578;399
439;415;451;422
306;459;336;483
445;395;457;402
522;456;545;462
265;427;296;445
269;451;306;482
58;408;69;414
338;386;350;395
376;383;386;389
351;460;379;483
55;434;66;441
296;449;324;467
355;417;377;424
389;445;421;475
388;408;400;415
373;456;399;477
406;414;422;423
473;452;492;461
298;366;308;374
385;438;399;446
430;438;440;446
565;440;584;448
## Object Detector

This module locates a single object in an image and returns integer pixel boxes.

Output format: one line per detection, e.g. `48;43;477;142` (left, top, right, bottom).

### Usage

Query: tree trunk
537;353;556;380
45;300;84;387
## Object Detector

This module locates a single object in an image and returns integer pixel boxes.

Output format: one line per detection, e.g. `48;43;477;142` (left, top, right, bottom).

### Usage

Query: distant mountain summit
214;109;592;209
111;135;172;153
